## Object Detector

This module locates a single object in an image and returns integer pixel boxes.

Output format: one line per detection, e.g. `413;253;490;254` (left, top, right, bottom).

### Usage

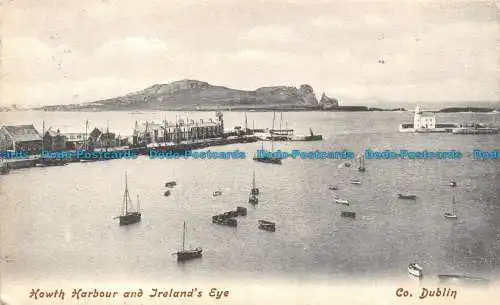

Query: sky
0;0;499;107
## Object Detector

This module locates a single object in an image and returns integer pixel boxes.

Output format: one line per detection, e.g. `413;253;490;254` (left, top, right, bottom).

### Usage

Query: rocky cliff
319;93;339;109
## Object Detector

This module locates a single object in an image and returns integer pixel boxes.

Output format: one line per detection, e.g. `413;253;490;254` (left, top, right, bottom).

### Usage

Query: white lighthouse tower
413;105;436;130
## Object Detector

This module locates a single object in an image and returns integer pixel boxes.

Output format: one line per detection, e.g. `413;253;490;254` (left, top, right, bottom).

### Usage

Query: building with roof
43;128;67;151
413;106;436;129
63;132;86;150
87;127;118;150
132;112;224;146
0;124;43;152
399;106;458;133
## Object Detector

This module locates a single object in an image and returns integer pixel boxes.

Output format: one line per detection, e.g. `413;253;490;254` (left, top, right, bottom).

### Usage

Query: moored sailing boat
117;173;141;225
357;154;366;172
303;128;323;141
251;171;259;195
249;171;259;204
253;111;282;164
174;221;202;262
444;196;458;220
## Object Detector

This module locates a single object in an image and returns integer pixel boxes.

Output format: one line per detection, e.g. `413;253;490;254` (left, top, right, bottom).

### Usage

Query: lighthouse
413;106;436;129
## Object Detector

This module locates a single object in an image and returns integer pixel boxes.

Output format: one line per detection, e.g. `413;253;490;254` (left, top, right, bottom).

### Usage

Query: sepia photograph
0;0;499;304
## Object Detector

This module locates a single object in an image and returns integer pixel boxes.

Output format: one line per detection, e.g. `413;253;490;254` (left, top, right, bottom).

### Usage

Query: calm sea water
1;111;499;286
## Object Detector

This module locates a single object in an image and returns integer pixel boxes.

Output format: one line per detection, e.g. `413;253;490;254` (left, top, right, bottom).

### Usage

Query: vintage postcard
0;0;499;304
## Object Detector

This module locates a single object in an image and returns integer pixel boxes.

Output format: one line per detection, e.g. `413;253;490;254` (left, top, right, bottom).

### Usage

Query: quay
0;111;263;172
1;135;258;171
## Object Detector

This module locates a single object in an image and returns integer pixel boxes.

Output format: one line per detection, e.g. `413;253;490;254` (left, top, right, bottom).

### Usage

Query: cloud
95;36;172;56
239;25;297;43
310;14;387;30
230;49;297;64
2;77;155;106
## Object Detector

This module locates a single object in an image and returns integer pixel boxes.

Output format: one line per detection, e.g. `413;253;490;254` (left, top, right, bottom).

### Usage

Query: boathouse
43;128;67;151
133;112;224;145
0;124;43;152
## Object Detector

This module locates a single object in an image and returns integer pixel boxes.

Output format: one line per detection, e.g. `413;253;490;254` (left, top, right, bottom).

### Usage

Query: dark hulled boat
251;173;259;195
118;173;141;226
258;220;276;232
174;221;202;262
341;211;356;219
302;128;323;141
249;193;259;204
249;171;259;204
165;181;177;188
253;155;282;164
357;154;366;172
398;194;417;200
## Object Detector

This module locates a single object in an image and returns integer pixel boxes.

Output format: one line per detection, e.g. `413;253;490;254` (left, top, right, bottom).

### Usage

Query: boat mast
85;120;88;151
252;171;256;189
42;120;45;151
182;221;186;251
452;196;456;214
271;111;276;152
279;106;282;132
163;116;166;144
137;195;140;212
106;121;109;152
123;172;129;214
245;113;248;132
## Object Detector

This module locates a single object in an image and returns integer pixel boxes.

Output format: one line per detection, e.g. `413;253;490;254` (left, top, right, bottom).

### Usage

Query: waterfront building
88;127;118;150
0;124;43;152
399;106;457;133
63;133;86;150
133;112;224;146
43;128;67;151
413;106;436;129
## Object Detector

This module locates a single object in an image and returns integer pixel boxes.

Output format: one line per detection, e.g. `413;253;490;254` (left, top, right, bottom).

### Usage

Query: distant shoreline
31;105;407;112
1;106;498;113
